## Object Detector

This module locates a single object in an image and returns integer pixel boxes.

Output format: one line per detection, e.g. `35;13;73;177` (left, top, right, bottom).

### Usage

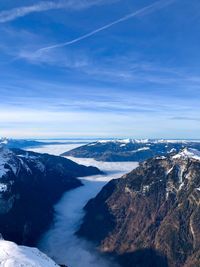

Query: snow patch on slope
0;138;8;145
137;147;150;151
0;148;17;178
0;183;7;192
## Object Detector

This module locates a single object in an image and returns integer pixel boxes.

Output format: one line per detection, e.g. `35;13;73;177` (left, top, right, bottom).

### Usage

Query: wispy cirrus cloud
19;47;200;89
0;0;110;23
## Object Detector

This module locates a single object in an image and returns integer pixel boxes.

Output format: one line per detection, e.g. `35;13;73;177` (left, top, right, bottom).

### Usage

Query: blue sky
0;0;200;139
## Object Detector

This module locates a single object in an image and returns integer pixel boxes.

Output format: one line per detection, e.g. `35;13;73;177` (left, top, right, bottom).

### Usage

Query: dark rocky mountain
78;148;200;267
0;146;101;246
62;139;200;162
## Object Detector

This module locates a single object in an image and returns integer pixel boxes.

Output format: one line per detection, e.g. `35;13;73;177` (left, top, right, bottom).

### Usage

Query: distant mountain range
62;139;200;162
78;148;200;267
0;137;87;149
0;137;54;149
0;146;101;246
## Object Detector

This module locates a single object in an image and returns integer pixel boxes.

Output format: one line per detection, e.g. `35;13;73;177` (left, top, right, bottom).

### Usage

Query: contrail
36;0;176;54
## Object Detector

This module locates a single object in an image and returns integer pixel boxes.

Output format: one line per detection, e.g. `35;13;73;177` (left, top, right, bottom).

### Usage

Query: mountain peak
77;148;200;267
173;147;200;161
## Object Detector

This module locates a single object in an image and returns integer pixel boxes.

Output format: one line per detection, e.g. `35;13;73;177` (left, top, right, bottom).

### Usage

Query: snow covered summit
0;240;59;267
173;147;200;161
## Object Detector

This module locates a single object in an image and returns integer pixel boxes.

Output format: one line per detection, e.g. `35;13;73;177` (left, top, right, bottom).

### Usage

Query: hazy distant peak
94;139;200;144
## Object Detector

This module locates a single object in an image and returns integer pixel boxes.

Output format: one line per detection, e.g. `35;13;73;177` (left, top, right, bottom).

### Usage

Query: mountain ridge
77;148;200;267
0;146;101;246
62;139;200;162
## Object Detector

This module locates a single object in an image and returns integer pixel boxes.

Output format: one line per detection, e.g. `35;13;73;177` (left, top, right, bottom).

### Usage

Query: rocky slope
0;146;101;246
62;139;200;162
78;148;200;267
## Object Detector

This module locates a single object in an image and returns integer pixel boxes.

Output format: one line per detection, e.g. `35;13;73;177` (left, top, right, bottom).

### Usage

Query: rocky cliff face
78;148;200;267
0;146;101;246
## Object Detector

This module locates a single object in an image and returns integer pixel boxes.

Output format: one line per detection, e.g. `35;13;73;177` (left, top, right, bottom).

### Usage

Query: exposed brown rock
78;150;200;267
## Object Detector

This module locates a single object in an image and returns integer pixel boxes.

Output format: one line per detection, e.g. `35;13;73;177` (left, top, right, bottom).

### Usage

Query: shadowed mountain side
0;147;102;246
117;249;168;267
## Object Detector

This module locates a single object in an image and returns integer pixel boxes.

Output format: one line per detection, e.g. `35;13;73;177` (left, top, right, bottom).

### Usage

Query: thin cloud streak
36;0;177;54
0;0;108;23
172;116;200;122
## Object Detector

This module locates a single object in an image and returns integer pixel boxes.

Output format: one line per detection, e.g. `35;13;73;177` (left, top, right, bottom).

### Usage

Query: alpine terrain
0;145;101;246
78;148;200;267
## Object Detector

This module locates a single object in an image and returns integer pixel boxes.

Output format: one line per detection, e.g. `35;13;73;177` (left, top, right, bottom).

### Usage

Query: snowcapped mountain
78;148;200;267
0;146;101;246
0;240;61;267
62;139;200;162
173;147;200;161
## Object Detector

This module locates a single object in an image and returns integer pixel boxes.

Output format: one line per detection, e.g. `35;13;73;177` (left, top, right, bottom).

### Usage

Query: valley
27;142;138;267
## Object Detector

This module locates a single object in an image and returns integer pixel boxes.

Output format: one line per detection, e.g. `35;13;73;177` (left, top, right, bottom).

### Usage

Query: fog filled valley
29;142;138;267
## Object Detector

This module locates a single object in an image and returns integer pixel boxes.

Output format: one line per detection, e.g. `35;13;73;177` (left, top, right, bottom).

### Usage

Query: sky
0;0;200;139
